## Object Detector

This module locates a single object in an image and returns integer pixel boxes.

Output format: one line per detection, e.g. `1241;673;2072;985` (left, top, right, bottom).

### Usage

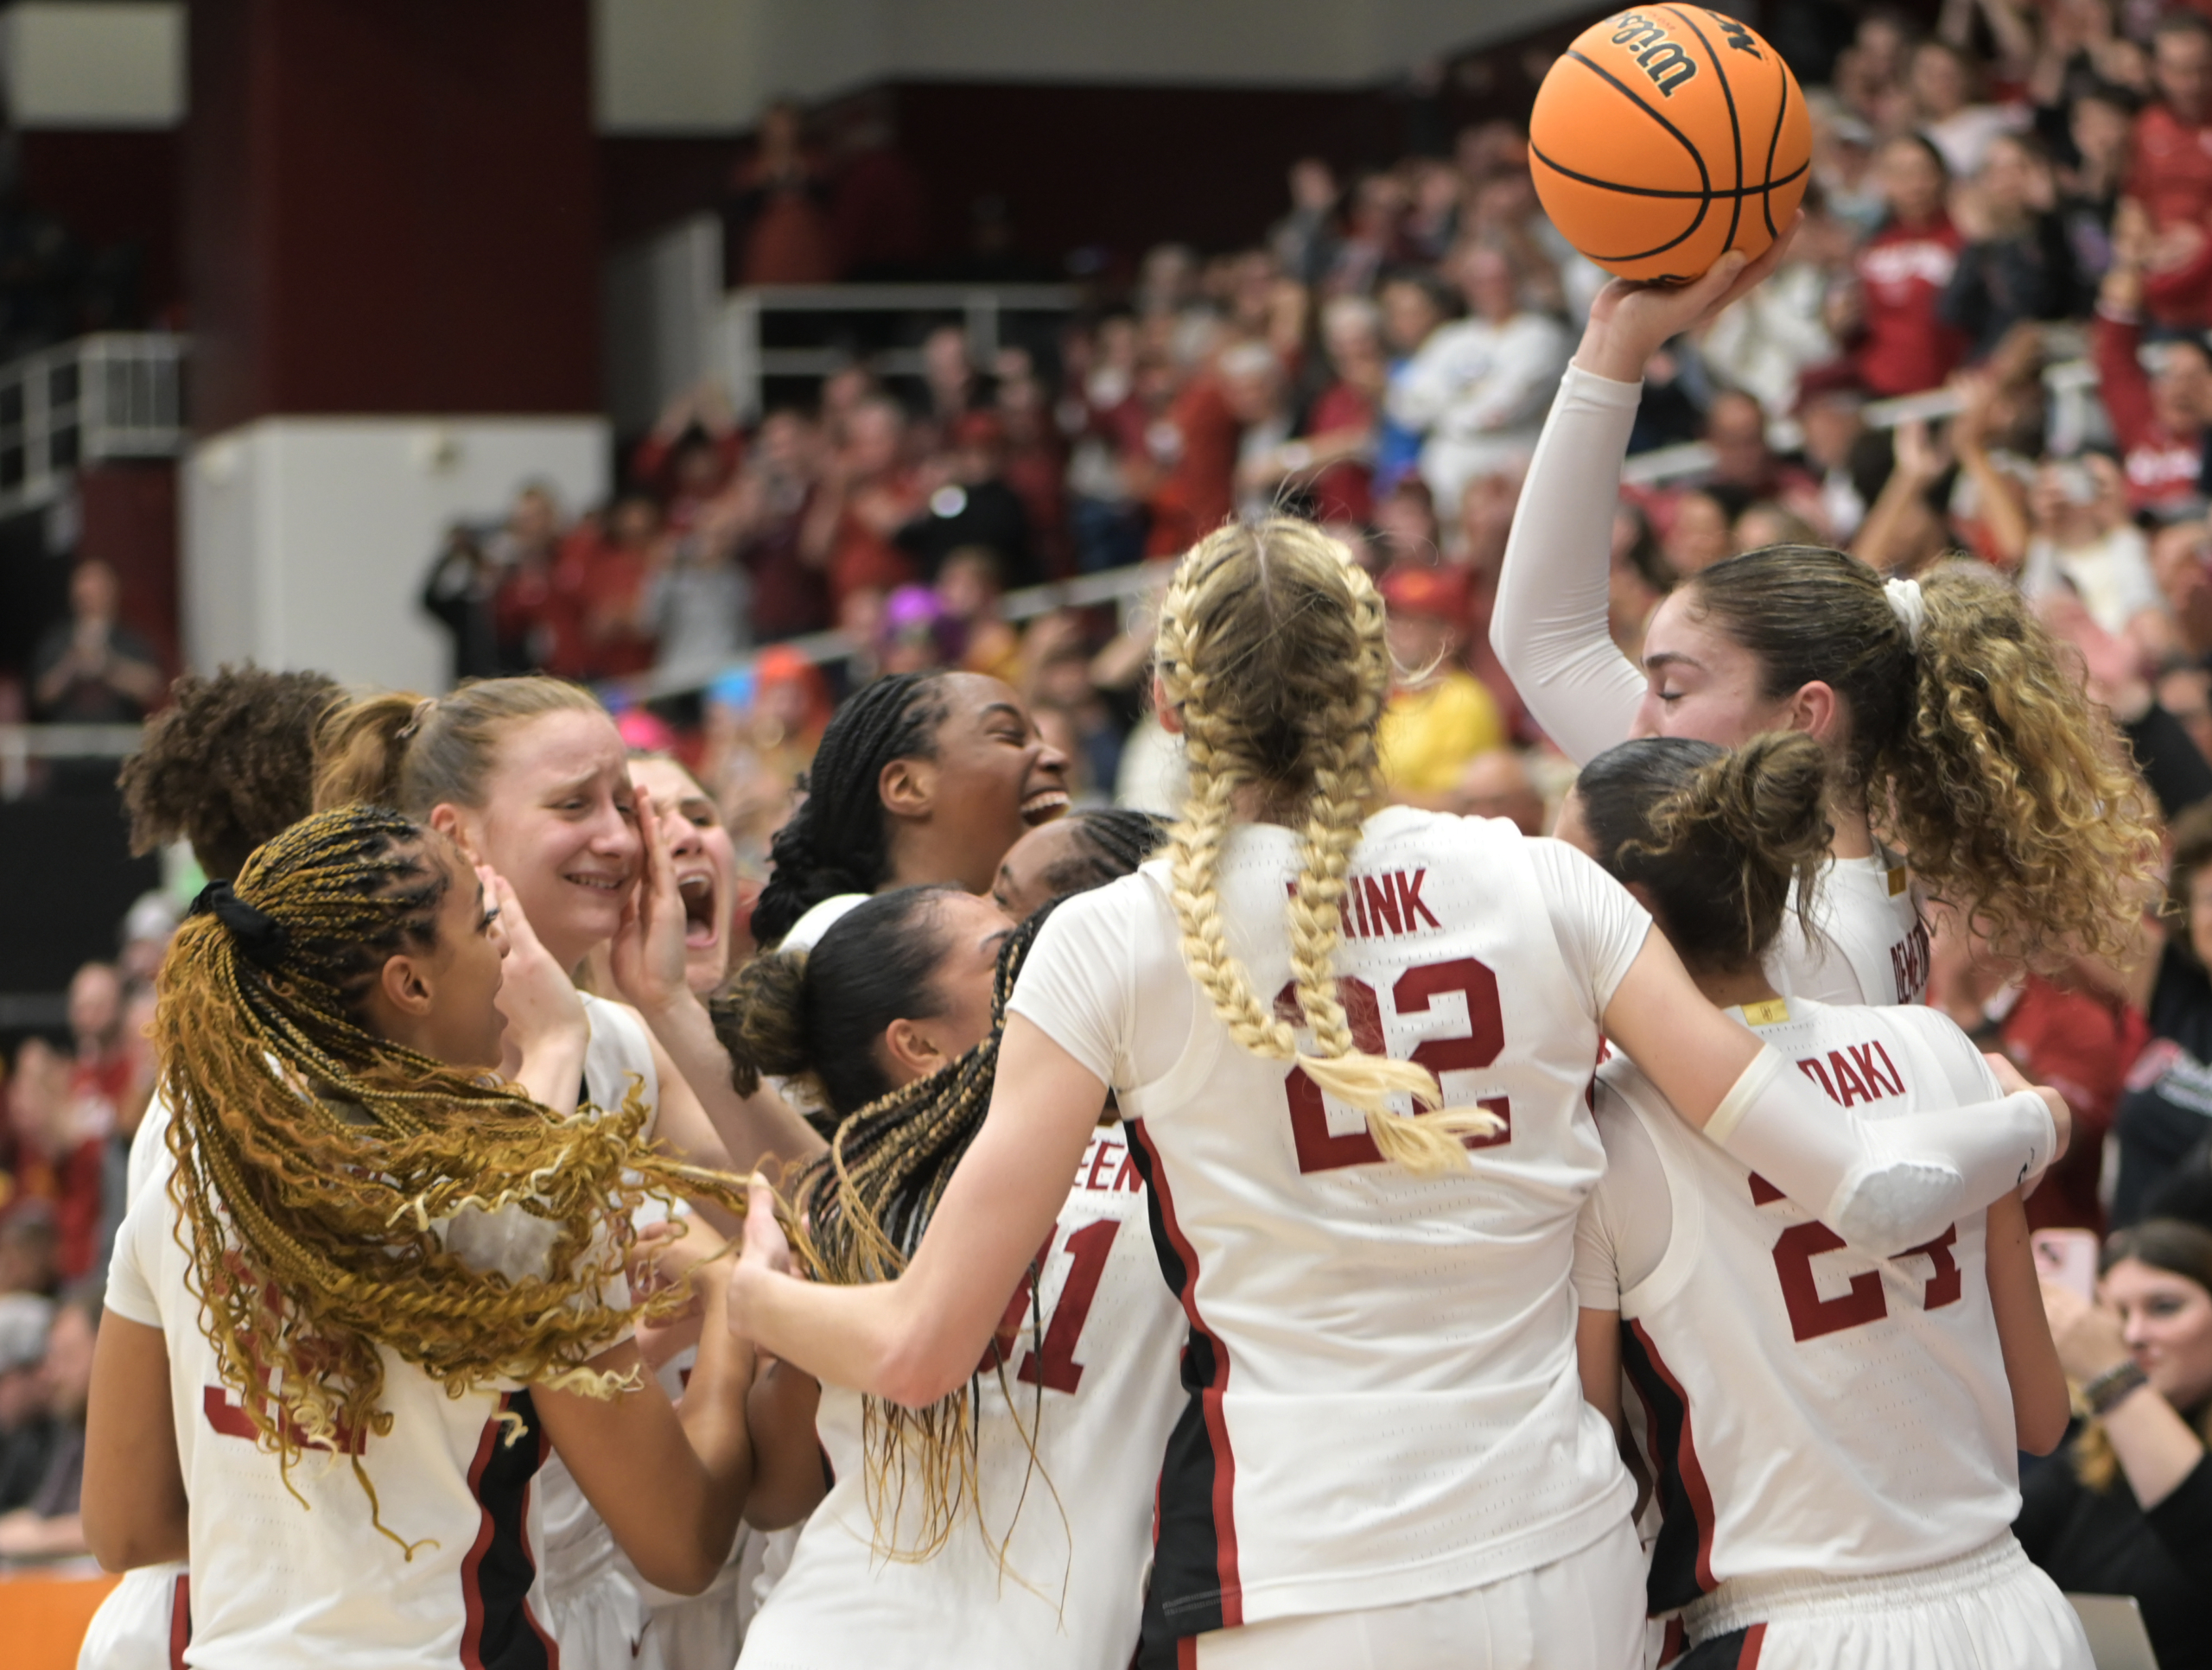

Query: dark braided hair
783;903;1059;1559
119;664;341;880
1033;810;1170;906
750;672;952;946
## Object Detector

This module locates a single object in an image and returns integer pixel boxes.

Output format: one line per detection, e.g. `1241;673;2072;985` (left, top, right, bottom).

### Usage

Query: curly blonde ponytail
1156;519;1498;1172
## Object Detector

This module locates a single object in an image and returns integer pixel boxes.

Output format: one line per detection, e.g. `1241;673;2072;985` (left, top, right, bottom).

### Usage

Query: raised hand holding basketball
1574;210;1802;382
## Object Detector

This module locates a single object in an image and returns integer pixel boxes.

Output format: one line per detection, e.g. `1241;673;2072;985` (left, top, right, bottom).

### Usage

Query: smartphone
2032;1229;2100;1300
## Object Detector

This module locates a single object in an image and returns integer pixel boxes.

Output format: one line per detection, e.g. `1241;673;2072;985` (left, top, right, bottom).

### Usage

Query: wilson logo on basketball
1608;13;1699;96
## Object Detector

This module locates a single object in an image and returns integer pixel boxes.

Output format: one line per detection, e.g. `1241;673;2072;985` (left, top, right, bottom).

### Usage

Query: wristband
2082;1359;2148;1417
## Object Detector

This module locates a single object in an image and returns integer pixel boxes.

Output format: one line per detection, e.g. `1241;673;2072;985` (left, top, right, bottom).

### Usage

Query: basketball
1529;6;1811;283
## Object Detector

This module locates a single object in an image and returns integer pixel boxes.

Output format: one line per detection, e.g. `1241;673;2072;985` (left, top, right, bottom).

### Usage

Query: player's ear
880;757;937;819
1785;680;1840;746
880;1017;944;1082
1152;672;1183;736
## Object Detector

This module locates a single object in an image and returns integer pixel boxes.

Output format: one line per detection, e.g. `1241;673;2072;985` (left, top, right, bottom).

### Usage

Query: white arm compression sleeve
1705;1046;2057;1257
1488;365;1649;765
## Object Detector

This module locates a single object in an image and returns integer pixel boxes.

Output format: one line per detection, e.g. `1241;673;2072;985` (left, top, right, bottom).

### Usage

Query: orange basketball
1530;7;1811;283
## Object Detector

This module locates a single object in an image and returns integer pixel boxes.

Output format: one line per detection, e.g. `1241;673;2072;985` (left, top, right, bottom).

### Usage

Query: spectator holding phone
2019;1219;2212;1670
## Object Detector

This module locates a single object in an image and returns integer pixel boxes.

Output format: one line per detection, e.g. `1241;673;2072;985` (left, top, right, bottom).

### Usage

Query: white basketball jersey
534;994;661;1654
104;1180;563;1670
1017;811;1642;1650
1772;852;1929;1006
740;1127;1185;1669
1593;997;2019;1616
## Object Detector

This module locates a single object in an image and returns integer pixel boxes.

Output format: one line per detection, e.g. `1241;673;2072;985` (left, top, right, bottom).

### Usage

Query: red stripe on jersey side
1125;1116;1242;1634
1738;1622;1768;1665
459;1391;557;1670
168;1572;191;1670
1660;1616;1687;1664
1626;1319;1719;1600
1176;1639;1198;1670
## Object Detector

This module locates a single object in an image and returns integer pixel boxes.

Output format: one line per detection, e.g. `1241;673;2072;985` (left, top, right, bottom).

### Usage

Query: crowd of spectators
9;0;2212;1632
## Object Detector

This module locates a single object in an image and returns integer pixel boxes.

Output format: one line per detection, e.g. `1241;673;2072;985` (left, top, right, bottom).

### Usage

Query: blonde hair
1155;518;1497;1172
156;804;759;1551
312;676;607;816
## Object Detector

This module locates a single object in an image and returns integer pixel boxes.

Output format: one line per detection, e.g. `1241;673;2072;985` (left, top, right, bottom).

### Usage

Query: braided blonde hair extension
1155;518;1498;1172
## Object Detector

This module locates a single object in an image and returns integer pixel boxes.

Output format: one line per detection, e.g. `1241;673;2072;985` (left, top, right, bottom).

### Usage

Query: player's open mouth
678;873;719;949
1020;789;1069;828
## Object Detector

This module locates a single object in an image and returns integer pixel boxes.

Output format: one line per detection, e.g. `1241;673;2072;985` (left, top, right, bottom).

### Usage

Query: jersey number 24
1275;956;1512;1174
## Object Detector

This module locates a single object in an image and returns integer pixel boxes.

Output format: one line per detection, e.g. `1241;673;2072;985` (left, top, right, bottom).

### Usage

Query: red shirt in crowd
547;526;658;680
2093;308;2206;511
1852;215;1969;397
1304;381;1376;526
1993;976;2146;1234
2129;103;2212;327
1145;378;1239;557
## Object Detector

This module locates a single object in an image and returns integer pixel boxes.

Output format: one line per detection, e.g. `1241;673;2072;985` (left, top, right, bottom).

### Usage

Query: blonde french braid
1159;520;1490;1173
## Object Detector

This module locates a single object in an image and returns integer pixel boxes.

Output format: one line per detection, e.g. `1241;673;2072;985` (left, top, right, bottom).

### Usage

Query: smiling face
442;708;639;971
630;756;740;993
1632;590;1799;745
880;890;1014;1089
2104;1257;2212;1413
891;673;1070;898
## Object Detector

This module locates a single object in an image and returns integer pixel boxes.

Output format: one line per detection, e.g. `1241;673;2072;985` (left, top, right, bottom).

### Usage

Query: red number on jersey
1770;1222;1890;1341
1017;1220;1120;1394
975;1217;1122;1394
1276;955;1513;1175
1753;1174;1961;1343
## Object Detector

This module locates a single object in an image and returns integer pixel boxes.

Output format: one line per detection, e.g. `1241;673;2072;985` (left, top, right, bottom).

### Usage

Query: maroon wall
187;0;601;434
17;131;182;319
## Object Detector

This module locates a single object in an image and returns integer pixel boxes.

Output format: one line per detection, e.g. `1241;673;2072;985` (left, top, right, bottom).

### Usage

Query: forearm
514;1032;588;1111
727;1265;958;1408
643;991;823;1178
2101;1382;2210;1510
1961;452;2030;567
1985;1191;2071;1454
1605;942;2054;1254
742;1361;827;1530
1490;365;1645;763
676;1270;755;1512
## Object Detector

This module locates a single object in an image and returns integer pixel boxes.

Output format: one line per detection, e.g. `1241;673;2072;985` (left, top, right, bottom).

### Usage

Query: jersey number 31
1275;956;1512;1174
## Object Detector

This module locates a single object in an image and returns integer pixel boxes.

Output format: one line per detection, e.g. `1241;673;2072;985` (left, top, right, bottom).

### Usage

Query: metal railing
718;284;1081;422
615;557;1169;705
0;721;143;799
0;333;186;515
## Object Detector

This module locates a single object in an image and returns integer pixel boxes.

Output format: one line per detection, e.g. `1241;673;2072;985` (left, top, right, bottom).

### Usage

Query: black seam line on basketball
1529;145;1806;200
1761;55;1789;241
1660;5;1743;251
1564;49;1711;195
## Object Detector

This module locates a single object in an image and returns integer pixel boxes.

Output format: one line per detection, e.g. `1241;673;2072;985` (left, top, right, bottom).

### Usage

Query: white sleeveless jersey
1009;810;1649;1652
104;1175;568;1669
740;1127;1185;1669
1580;996;2019;1616
83;1096;189;1670
535;994;662;1663
1770;853;1929;1007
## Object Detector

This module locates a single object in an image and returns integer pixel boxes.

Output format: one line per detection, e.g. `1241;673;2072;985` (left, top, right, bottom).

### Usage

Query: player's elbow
1826;1163;1964;1260
83;1505;181;1574
876;1330;974;1412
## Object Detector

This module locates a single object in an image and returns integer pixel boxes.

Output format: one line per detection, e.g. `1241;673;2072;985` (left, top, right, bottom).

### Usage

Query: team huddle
73;233;2158;1670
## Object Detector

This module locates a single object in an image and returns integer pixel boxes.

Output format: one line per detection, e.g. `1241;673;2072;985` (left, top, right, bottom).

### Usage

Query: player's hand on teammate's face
608;783;691;1016
486;871;587;1069
1577;212;1804;383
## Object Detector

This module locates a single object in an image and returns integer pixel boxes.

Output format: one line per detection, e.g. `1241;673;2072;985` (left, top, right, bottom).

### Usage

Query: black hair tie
191;879;290;970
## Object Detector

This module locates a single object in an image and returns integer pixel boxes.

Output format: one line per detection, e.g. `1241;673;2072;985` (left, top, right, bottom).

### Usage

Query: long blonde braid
1156;519;1497;1172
